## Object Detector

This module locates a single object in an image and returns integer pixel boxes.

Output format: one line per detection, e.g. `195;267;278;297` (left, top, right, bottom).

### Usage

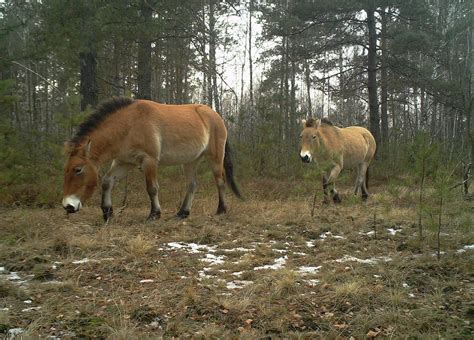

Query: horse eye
299;135;302;139
312;135;317;139
74;167;83;175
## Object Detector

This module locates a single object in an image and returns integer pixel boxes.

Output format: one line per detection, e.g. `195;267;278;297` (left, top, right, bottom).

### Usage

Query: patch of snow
273;249;287;253
165;242;217;254
23;300;33;304
366;231;375;236
0;266;5;273
22;306;42;312
1;307;9;311
334;255;392;265
408;293;415;298
8;328;24;337
198;268;215;280
320;231;345;240
221;247;253;252
431;251;446;256
201;254;226;265
306;240;315;248
72;258;99;264
225;280;253;289
41;280;64;285
232;271;244;277
298;266;322;275
293;252;307;256
402;282;409;289
373;274;382;278
6;272;21;280
139;279;154;283
457;249;466;253
387;228;402;235
304;279;320;286
463;244;474;250
254;256;287;270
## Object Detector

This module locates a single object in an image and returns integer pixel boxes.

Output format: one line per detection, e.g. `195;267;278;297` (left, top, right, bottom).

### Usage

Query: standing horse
299;118;376;203
62;97;242;221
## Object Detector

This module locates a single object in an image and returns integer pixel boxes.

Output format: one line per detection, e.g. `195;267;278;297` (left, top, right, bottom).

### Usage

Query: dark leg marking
216;199;227;215
176;209;190;219
322;176;330;204
331;189;342;204
101;206;113;222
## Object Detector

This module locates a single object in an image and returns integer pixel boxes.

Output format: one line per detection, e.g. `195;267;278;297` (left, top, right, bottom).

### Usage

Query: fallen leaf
367;329;380;338
334;323;349;330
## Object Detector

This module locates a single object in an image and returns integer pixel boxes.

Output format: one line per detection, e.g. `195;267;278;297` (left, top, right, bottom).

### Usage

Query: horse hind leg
101;160;131;222
354;166;362;196
359;163;369;201
207;154;227;215
176;161;199;219
142;157;161;221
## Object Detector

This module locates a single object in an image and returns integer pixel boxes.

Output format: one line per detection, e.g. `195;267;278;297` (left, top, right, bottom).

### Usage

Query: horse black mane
321;117;333;126
70;97;135;145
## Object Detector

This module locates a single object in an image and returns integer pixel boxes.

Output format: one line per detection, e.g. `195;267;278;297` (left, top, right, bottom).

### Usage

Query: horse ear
85;140;92;158
301;119;307;128
305;118;321;128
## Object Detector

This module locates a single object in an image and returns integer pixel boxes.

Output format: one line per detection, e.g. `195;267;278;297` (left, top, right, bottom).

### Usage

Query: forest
0;0;473;338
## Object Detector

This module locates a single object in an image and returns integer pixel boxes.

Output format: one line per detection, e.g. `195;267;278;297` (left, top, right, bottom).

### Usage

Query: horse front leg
142;157;161;221
323;164;342;204
101;160;130;222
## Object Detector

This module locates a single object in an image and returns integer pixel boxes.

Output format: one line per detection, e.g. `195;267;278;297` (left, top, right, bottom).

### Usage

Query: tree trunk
137;0;152;100
304;58;312;117
380;8;389;146
248;0;254;110
79;50;98;111
366;2;381;151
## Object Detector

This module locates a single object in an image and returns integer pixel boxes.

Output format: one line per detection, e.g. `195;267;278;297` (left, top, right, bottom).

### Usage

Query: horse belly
158;139;208;165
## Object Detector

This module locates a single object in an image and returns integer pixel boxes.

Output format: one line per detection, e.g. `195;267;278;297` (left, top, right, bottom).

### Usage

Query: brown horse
299;118;376;203
62;97;241;221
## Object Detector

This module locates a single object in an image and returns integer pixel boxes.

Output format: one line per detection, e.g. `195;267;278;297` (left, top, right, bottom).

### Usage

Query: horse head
62;140;99;213
299;118;322;163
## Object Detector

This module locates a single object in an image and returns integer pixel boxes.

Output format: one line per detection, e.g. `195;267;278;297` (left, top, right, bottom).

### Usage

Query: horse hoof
102;207;113;222
322;199;330;205
146;211;161;222
333;195;342;204
176;210;190;219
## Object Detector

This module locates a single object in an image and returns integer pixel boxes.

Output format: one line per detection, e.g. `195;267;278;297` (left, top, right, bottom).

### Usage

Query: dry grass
0;176;473;338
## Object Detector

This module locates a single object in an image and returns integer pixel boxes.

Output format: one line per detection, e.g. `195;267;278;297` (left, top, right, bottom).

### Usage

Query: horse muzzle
62;195;82;213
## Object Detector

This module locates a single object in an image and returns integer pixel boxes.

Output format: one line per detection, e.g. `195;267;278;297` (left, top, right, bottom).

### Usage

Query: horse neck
319;125;341;151
87;122;128;165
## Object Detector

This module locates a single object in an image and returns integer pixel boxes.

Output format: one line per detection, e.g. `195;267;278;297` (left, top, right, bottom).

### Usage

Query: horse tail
224;140;243;199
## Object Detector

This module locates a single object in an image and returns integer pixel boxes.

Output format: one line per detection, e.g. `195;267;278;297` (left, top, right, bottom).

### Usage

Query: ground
0;174;473;338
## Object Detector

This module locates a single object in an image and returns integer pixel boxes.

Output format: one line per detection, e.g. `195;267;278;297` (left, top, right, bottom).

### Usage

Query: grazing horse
62;97;242;221
299;118;376;203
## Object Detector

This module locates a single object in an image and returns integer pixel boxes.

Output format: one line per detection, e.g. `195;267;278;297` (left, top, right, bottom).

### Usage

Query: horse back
117;100;226;165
